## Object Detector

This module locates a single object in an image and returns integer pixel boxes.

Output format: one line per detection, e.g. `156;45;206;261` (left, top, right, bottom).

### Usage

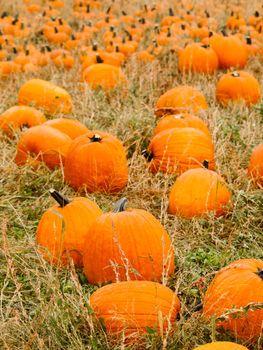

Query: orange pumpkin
168;166;231;218
44;118;89;139
0;106;46;137
15;125;72;169
90;281;180;337
83;198;174;284
18;79;73;115
82;63;127;91
155;85;208;117
247;143;263;185
146;128;215;175
178;43;218;74
193;342;248;350
203;259;263;341
153;113;211;137
64;131;128;193
36;189;102;266
216;71;261;106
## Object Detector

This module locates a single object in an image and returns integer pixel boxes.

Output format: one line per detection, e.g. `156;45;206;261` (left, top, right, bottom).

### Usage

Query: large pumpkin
216;71;261;106
203;259;263;341
44;118;89;139
18;79;73;114
146;128;215;175
247;143;263;185
90;281;180;337
193;342;248;350
15;125;72;169
83;198;174;284
64;131;128;193
168;167;231;218
0;106;46;137
155;85;208;117
37;189;102;266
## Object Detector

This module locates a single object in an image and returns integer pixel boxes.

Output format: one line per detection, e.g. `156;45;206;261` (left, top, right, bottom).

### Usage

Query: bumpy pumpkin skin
15;125;72;170
247;143;263;185
0;106;46;137
44;118;89;139
37;194;102;267
209;35;247;69
90;281;180;337
203;259;263;342
193;341;248;350
178;43;219;74
18;79;73;114
153;113;211;137
216;71;261;106
64;131;128;193
83;206;174;284
82;63;128;91
168;168;231;218
148;128;215;175
155;86;208;117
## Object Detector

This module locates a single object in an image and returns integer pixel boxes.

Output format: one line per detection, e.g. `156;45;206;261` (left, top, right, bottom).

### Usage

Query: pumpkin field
0;0;263;349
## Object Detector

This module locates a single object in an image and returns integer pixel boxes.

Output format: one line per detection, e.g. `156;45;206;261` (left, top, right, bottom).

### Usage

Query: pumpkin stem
96;55;104;63
142;149;154;161
246;37;252;45
169;8;174;16
49;189;71;207
203;160;209;169
89;134;102;142
255;11;260;18
257;269;263;280
113;198;128;213
231;71;240;77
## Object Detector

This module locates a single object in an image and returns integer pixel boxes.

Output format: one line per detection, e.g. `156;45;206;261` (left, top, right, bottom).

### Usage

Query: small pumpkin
82;63;127;91
0;105;46;137
168;165;231;218
15;125;72;169
216;71;261;106
145;128;215;175
203;259;263;341
153;113;211;137
247;143;263;185
64;131;128;193
18;79;73;115
193;342;248;350
36;189;102;266
44;118;89;139
83;198;174;284
90;281;180;337
155;85;208;117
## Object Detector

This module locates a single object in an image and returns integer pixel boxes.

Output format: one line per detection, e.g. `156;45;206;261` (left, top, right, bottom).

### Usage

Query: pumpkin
155;85;208;117
145;128;215;175
90;281;180;338
247;143;263;185
153;113;211;137
209;33;247;69
178;43;218;74
82;63;127;91
15;125;72;169
168;165;231;218
64;131;128;193
83;198;174;284
18;79;73;115
44;118;89;139
193;342;248;350
0;106;46;137
36;189;102;266
203;259;263;341
216;71;261;106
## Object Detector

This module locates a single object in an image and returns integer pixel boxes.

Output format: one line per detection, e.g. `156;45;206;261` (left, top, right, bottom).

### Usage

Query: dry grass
0;0;263;349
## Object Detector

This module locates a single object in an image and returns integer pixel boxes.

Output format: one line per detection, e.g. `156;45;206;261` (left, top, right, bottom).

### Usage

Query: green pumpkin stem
49;189;71;207
113;198;128;213
203;160;209;169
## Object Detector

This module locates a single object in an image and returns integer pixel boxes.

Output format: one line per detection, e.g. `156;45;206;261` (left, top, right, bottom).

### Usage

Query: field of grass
0;0;263;349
